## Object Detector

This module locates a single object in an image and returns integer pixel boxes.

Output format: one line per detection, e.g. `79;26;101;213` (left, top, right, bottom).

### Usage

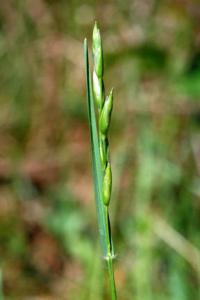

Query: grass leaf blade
84;39;108;258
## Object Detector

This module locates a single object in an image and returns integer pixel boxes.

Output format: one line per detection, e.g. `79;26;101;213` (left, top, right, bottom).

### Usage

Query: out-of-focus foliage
0;0;200;299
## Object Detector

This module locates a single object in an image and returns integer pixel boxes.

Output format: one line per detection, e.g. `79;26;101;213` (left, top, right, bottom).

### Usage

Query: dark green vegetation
0;1;200;299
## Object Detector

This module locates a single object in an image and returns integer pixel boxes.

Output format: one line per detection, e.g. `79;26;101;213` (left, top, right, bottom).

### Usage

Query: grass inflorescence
84;22;117;300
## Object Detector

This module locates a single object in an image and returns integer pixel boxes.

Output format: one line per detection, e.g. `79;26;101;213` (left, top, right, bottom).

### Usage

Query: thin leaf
84;39;108;257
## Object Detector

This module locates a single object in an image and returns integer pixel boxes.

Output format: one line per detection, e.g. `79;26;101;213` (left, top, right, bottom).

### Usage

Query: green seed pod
99;89;113;135
93;70;103;109
92;22;103;78
103;162;112;206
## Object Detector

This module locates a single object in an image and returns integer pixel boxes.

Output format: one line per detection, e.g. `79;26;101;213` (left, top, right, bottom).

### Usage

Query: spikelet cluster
92;22;113;207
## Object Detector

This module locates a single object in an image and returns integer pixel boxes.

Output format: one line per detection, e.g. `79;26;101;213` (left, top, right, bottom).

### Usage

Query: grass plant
84;23;117;300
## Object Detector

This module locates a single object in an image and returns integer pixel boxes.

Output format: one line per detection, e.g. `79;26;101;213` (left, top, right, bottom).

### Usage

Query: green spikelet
99;89;113;135
93;70;104;109
100;135;107;170
92;22;104;110
103;162;112;206
92;22;103;78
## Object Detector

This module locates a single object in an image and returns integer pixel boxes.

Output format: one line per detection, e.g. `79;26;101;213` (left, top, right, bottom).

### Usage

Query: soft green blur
0;1;200;299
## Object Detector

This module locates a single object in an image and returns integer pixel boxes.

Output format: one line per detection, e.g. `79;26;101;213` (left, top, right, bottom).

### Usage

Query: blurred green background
0;0;200;299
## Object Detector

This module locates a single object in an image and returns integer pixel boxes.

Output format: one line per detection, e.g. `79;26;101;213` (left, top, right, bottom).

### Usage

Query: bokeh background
0;0;200;299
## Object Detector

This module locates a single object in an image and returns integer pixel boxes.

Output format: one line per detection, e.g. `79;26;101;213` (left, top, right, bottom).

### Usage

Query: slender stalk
107;258;117;300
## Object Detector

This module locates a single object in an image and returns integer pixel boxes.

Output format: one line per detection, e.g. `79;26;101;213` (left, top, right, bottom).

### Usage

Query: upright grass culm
84;23;117;299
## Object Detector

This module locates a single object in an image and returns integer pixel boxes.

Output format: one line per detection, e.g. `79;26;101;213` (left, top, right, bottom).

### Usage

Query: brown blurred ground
0;1;200;299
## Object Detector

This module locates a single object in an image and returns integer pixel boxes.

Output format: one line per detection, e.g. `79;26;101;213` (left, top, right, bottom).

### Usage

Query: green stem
107;257;117;300
104;206;117;299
